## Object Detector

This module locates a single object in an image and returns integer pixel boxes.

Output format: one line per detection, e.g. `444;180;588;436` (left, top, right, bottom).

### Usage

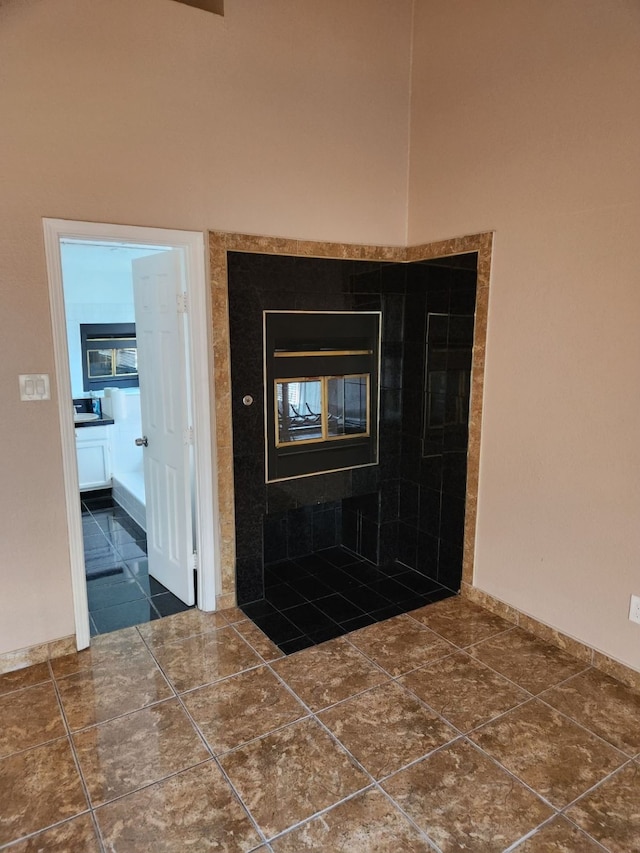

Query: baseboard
461;582;640;691
0;635;76;676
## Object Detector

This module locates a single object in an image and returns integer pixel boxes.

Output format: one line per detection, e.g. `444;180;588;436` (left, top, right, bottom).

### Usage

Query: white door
133;251;194;605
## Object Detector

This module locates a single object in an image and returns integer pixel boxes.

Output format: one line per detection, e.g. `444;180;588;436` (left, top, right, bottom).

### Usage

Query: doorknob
135;436;149;447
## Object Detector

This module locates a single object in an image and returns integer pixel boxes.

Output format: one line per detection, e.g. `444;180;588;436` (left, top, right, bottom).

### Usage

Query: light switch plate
19;374;51;401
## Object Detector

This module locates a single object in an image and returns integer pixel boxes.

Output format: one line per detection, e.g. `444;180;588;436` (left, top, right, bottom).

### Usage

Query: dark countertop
74;417;115;428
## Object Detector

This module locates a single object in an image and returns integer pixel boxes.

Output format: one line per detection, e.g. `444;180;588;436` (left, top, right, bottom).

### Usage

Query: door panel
133;251;194;605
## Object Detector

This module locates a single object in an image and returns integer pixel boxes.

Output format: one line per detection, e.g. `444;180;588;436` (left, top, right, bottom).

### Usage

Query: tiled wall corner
209;231;492;606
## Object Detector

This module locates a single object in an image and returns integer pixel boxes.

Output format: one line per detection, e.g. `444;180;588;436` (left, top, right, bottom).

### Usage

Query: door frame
43;219;219;650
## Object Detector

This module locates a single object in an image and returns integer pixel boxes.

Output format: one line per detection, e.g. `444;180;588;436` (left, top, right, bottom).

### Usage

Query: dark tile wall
227;251;477;604
397;257;477;588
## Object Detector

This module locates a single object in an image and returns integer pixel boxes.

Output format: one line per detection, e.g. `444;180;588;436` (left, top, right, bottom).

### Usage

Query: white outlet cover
629;594;640;625
19;373;50;401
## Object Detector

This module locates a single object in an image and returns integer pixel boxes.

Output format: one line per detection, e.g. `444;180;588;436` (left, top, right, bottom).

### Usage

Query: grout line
47;668;105;851
558;755;639;814
0;811;99;853
374;782;444;853
461;736;562;813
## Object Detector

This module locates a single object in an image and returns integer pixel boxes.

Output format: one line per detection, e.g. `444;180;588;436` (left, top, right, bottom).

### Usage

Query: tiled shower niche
228;251;477;649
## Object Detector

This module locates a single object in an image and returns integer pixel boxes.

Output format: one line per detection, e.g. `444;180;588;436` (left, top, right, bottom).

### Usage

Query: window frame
80;322;138;392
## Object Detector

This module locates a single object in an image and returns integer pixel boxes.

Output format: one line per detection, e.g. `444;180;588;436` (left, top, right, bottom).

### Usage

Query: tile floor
243;547;455;653
1;597;639;852
82;495;192;635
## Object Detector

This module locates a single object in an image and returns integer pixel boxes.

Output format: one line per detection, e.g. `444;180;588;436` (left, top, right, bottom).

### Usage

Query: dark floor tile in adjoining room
140;573;168;597
87;577;146;611
116;540;147;561
85;564;133;588
84;547;122;573
152;592;193;618
91;599;159;634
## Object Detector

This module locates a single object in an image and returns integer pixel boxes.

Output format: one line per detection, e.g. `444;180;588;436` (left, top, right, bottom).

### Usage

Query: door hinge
176;293;188;314
192;551;199;572
183;426;194;445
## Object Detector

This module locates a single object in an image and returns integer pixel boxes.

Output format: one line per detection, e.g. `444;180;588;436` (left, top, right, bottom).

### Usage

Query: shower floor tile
242;547;455;654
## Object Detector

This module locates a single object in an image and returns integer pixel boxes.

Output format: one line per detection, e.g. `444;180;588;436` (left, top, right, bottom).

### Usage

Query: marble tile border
209;231;493;605
462;585;640;691
0;635;76;676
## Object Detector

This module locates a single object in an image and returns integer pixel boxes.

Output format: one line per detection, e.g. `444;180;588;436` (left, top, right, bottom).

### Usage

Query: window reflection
276;375;369;446
327;376;368;437
277;379;323;444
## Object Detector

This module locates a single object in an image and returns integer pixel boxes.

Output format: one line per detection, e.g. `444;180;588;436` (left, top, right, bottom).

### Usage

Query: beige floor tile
348;614;455;677
0;662;51;697
73;698;210;805
96;761;261;853
409;596;511;647
566;761;640;853
219;606;248;624
541;667;640;755
399;651;529;732
151;626;262;692
468;627;586;694
0;739;88;846
56;652;173;731
319;680;456;779
470;698;626;808
4;814;101;852
137;608;228;648
512;816;604;852
0;682;66;757
232;620;284;662
382;739;553;853
50;626;149;678
183;665;306;754
271;788;434;852
271;636;388;711
220;717;369;838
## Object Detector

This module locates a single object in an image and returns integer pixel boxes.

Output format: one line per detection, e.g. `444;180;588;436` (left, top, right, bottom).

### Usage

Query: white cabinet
76;425;112;490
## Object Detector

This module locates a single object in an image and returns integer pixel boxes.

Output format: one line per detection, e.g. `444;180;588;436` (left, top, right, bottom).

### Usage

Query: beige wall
409;0;640;670
0;0;412;655
3;0;640;675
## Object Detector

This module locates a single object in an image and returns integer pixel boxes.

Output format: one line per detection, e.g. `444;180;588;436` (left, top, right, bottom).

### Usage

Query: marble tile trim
209;230;493;603
0;635;76;676
462;585;640;691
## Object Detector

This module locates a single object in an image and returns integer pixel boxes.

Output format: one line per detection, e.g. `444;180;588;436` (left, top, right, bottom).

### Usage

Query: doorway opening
44;220;218;651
